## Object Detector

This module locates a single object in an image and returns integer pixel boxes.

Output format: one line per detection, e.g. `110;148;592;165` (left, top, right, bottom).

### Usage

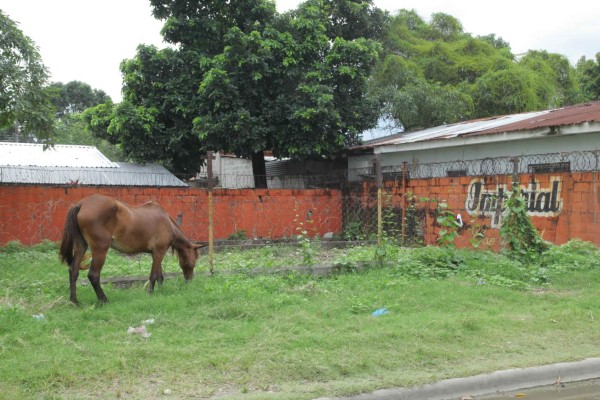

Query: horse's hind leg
88;246;109;304
69;242;87;305
148;248;167;293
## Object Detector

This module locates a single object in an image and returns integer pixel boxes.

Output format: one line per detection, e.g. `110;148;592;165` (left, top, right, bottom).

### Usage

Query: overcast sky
2;0;599;102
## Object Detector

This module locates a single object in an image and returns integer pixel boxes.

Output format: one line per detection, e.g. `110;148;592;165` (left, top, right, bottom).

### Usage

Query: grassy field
1;240;600;399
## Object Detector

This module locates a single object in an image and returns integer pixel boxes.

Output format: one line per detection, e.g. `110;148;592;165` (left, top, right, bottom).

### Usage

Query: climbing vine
500;184;548;264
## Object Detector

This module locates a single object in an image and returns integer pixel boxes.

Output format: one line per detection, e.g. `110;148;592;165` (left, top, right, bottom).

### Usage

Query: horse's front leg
148;249;167;293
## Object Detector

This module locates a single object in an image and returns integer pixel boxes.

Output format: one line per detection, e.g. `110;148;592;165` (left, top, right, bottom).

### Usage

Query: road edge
315;358;600;400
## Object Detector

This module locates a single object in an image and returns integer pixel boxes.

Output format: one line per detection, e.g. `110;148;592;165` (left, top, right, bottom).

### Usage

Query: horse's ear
193;242;207;250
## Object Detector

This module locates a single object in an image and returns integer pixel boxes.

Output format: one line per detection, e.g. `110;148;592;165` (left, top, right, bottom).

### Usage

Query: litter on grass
127;325;151;338
371;308;389;317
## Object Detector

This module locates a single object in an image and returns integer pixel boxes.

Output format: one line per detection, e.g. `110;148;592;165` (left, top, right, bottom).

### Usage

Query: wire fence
186;150;600;189
338;194;425;245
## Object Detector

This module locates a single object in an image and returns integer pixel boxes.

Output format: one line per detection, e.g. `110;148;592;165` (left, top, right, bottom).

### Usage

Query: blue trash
371;308;389;316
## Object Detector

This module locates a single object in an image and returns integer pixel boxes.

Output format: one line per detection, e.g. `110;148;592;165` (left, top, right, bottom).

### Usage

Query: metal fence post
375;154;382;246
511;156;519;186
207;151;215;275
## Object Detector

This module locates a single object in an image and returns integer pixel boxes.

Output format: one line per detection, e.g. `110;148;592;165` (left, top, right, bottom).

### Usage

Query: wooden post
401;161;407;243
375;154;383;246
207;151;215;275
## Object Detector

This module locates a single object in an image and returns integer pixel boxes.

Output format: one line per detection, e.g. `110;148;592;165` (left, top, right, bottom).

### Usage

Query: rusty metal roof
464;101;600;136
354;101;600;150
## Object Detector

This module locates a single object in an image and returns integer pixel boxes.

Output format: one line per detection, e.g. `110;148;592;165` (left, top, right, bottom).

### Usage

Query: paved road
315;358;600;400
482;379;600;399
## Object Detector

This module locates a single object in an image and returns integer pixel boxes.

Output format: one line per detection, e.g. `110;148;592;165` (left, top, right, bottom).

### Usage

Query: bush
541;239;600;272
500;185;548;264
0;241;24;254
394;246;463;279
33;240;59;253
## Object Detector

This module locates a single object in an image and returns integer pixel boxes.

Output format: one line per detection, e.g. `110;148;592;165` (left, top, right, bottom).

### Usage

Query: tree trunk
252;150;267;188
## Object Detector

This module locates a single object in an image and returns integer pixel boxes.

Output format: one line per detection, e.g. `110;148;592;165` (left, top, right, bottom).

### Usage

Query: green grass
1;240;600;399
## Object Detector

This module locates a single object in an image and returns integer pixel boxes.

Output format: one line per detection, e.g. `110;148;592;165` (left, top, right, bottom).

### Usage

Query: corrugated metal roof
0;163;188;187
265;159;290;176
0;142;118;168
361;116;404;141
353;101;600;150
0;142;188;187
464;101;600;136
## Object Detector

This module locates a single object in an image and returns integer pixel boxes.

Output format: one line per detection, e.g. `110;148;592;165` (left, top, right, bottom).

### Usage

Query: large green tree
83;44;205;174
49;81;122;161
518;50;584;106
577;53;600;101
195;0;382;184
85;0;384;183
48;81;111;116
0;10;54;142
370;9;586;130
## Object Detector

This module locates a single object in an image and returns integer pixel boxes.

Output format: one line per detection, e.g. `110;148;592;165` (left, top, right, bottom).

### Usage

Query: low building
349;101;600;178
0;142;187;187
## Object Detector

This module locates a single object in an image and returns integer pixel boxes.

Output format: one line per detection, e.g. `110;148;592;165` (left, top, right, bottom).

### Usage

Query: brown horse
59;194;203;304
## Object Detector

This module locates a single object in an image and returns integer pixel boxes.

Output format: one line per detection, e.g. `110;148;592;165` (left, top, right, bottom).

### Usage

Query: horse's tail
59;204;83;266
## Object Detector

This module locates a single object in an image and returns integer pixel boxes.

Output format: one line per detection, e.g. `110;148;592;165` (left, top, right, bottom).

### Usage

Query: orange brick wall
377;172;600;249
1;171;598;248
0;186;342;245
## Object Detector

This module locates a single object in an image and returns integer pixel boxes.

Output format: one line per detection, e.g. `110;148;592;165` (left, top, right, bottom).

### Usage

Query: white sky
2;0;599;102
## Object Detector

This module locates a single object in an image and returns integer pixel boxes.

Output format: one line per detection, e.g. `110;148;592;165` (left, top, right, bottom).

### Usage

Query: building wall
0;186;342;245
370;171;600;249
1;170;598;249
349;133;600;171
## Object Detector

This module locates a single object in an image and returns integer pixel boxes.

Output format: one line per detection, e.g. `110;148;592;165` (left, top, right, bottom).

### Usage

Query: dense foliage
44;81;123;160
48;81;111;116
577;53;600;100
499;185;549;264
369;9;589;130
0;10;55;142
83;0;385;177
3;3;598;171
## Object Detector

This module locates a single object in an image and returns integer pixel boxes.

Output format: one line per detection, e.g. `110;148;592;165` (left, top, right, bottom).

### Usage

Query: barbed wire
404;151;600;179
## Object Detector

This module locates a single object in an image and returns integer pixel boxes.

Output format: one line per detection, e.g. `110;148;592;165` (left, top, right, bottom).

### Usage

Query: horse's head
178;242;205;280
